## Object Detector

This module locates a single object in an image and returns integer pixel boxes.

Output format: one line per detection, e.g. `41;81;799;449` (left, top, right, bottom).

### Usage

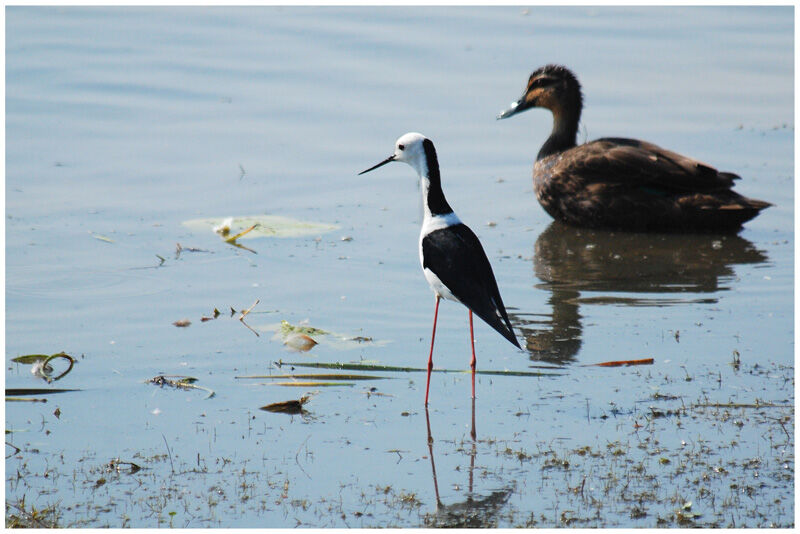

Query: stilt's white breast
419;211;462;303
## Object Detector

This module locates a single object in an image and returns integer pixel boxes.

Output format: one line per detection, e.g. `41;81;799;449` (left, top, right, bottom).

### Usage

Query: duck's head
497;64;582;120
359;132;431;177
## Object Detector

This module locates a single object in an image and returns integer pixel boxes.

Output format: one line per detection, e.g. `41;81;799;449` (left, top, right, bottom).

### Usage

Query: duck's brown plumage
499;64;770;232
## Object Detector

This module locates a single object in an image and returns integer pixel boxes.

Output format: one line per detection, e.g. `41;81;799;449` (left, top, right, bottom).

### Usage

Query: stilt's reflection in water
423;399;514;528
513;221;768;365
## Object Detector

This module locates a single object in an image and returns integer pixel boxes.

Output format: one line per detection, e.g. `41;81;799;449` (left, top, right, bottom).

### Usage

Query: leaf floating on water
263;321;385;351
173;319;191;328
280;320;329;337
260;394;313;414
584;358;654;368
183;215;338;240
11;352;76;383
11;354;52;365
284;333;318;352
6;388;80;396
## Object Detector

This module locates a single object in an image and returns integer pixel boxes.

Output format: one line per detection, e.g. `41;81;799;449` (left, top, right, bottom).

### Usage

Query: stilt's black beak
496;98;525;120
358;154;396;175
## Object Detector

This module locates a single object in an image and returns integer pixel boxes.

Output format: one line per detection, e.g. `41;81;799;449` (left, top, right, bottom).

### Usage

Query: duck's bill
358;155;396;175
497;99;524;120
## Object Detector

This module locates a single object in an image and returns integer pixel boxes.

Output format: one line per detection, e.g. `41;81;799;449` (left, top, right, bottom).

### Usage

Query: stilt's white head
358;132;429;177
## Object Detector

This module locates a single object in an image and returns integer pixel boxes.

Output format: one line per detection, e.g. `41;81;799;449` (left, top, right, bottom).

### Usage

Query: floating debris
280;361;562;377
183;215;338;239
147;375;215;399
238;300;261;337
105;458;142;475
236;373;388;381
260;394;313;414
91;233;114;243
279;320;329;337
584;358;654;368
284;333;318;352
201;308;221;322
263;321;387;351
213;217;234;236
268;381;354;387
174;242;210;259
11;352;76;383
6;388;80;401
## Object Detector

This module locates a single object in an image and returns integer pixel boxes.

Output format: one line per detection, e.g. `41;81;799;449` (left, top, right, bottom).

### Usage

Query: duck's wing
567;137;738;193
421;223;520;348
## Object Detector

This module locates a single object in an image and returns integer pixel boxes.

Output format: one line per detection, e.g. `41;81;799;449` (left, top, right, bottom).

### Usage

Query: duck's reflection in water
513;221;768;365
422;399;514;528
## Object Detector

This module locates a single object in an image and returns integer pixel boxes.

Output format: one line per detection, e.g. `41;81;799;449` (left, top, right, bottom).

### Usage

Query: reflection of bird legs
424;397;515;528
469;396;476;496
425;407;443;508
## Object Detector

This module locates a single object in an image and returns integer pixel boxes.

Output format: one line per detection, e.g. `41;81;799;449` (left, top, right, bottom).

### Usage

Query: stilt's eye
398;144;405;150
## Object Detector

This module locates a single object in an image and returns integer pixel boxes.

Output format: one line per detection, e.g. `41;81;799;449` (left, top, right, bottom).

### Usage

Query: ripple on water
6;266;172;301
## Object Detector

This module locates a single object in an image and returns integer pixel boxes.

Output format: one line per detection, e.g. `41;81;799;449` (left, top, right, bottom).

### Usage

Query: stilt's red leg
425;296;441;406
469;309;476;399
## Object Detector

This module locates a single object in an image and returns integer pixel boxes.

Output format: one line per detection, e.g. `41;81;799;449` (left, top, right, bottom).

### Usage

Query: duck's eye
530;77;553;90
398;144;405;150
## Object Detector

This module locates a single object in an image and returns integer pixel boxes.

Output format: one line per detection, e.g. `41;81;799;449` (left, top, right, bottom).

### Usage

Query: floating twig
584;358;654;368
175;242;210;259
691;402;792;409
280;361;562;377
6;442;21;459
236;373;388;381
238;300;261;337
240;299;259;320
91;233;114;243
225;223;259;243
268;381;355;387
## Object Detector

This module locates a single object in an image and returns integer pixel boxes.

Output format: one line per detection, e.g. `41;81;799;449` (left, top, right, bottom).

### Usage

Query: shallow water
5;6;794;527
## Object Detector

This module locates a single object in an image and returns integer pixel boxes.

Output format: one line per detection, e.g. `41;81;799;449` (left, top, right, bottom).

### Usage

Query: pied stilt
359;132;520;405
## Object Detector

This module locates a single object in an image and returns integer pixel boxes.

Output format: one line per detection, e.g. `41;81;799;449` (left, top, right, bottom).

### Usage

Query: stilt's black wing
421;223;520;348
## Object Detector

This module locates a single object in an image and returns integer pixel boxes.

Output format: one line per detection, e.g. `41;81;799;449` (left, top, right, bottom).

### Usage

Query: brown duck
498;64;770;232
